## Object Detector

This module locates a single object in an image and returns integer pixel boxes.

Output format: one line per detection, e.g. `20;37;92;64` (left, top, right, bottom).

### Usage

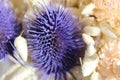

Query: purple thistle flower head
26;2;85;80
0;0;22;61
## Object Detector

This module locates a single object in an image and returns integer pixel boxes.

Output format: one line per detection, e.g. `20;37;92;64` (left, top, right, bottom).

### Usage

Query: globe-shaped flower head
26;2;85;80
0;0;21;61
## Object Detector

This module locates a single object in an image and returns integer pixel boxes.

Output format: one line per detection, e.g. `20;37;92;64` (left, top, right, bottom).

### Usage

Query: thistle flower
26;2;85;80
0;0;22;61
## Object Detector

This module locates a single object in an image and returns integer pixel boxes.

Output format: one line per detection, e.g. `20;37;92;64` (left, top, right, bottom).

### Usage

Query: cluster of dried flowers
1;0;120;80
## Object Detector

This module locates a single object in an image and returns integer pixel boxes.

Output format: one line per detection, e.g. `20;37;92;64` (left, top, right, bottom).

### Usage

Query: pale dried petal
84;26;101;36
82;33;95;45
81;3;95;16
100;23;117;39
82;54;99;77
14;36;28;62
82;33;99;77
85;44;96;56
90;71;101;80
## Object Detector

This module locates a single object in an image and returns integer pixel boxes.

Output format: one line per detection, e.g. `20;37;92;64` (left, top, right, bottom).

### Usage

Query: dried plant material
68;8;81;18
82;33;95;45
67;66;83;80
90;71;101;80
10;0;28;21
80;17;95;26
79;0;92;10
66;0;78;7
14;35;28;62
92;0;120;31
79;0;92;6
1;64;38;80
82;33;99;77
85;44;96;56
82;54;99;77
23;0;51;20
1;64;21;80
81;3;95;16
25;1;86;80
84;26;101;36
31;0;50;7
92;0;120;10
100;23;117;39
97;23;118;50
97;39;120;80
0;0;23;63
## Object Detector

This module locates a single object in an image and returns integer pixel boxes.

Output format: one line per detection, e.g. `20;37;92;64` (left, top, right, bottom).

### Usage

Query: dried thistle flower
0;0;22;62
26;2;85;80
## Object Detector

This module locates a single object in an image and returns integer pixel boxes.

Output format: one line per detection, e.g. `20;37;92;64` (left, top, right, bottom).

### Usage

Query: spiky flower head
26;2;85;80
0;0;21;61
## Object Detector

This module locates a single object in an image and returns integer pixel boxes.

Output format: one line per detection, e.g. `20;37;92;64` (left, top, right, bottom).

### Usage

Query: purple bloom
0;0;22;61
26;3;85;80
